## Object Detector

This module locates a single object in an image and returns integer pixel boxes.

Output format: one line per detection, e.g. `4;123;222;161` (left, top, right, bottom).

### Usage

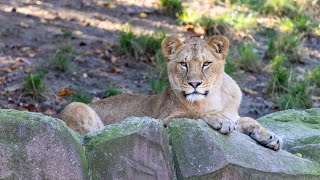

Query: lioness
59;35;283;151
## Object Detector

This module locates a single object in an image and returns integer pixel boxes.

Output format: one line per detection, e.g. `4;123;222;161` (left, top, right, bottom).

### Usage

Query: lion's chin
186;94;206;102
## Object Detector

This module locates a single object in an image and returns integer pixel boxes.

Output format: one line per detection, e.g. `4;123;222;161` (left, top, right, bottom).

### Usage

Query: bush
309;65;320;87
105;84;122;98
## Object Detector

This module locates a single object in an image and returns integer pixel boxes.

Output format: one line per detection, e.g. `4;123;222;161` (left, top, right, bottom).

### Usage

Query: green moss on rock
169;119;320;179
0;109;88;179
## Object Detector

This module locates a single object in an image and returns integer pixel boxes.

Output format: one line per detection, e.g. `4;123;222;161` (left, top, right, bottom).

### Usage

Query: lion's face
162;36;229;102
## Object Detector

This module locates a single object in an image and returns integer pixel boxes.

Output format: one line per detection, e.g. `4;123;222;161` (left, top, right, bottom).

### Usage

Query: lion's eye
179;62;187;68
203;62;212;67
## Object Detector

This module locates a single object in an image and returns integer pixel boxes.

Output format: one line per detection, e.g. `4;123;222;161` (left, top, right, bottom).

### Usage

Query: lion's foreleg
236;117;283;151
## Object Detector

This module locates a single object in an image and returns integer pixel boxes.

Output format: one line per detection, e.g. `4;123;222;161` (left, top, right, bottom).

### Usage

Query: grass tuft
265;31;303;63
238;43;261;73
117;30;166;63
22;70;47;101
309;65;320;88
67;91;92;104
50;45;75;72
105;84;122;98
160;0;182;15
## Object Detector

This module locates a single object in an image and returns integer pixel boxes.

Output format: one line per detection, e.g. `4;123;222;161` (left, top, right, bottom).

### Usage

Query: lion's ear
207;35;229;59
161;36;183;58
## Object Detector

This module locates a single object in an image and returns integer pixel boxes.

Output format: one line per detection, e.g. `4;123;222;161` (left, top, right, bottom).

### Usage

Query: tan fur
59;35;283;151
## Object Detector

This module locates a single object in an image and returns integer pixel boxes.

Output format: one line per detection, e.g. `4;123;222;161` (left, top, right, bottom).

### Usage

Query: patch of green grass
177;9;201;25
233;13;257;32
268;54;313;110
197;15;232;36
105;84;122;98
160;0;182;15
50;45;75;72
67;91;92;104
268;54;289;94
309;65;320;87
117;30;166;63
238;43;261;73
293;14;314;32
154;49;167;79
150;78;168;93
265;31;303;63
274;79;312;110
225;51;237;75
232;0;298;17
23;70;47;101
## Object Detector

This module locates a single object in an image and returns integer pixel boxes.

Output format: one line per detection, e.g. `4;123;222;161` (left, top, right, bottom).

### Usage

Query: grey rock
258;108;320;163
0;109;88;180
83;117;174;180
169;119;320;180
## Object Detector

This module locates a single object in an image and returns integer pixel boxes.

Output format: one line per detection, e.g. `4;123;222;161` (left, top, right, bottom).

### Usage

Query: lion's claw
204;117;236;134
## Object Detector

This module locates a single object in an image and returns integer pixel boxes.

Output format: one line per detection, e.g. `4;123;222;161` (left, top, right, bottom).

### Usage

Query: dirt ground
0;0;319;119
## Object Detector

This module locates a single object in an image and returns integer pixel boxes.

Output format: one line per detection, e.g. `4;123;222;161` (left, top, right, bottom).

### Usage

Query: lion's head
161;35;229;102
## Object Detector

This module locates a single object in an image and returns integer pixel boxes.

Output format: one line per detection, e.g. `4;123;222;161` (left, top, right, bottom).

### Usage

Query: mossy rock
258;108;320;163
0;109;88;179
83;117;174;180
169;119;320;180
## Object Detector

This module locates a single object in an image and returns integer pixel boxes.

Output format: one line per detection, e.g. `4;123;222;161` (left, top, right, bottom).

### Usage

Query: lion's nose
188;81;202;88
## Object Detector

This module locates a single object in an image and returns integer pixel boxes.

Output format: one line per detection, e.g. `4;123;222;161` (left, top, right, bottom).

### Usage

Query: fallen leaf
0;76;5;84
110;55;119;63
2;67;12;73
17;57;32;65
44;108;55;115
139;12;147;18
20;22;29;28
108;67;123;74
22;103;38;111
57;89;74;96
240;87;258;95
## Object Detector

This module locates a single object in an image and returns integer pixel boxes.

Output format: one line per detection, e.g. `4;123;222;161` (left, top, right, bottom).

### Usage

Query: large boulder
169;119;320;180
258;108;320;163
0;109;88;180
83;117;174;180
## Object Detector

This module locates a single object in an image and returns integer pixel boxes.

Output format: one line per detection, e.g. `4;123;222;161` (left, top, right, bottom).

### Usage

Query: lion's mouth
182;90;209;97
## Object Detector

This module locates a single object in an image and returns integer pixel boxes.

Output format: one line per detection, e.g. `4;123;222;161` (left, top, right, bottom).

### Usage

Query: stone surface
83;117;174;180
0;109;88;180
258;108;320;163
169;119;320;180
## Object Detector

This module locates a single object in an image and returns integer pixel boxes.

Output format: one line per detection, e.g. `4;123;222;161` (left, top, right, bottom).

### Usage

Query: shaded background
0;0;319;119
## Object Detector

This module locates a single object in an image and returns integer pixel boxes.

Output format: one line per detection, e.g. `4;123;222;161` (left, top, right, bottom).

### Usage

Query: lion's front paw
204;117;236;134
249;128;283;151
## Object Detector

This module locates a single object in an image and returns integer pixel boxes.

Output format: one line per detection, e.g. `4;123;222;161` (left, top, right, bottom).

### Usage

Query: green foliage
50;45;75;72
268;54;312;110
23;70;47;100
265;31;303;62
293;14;314;32
233;13;257;32
68;91;92;104
225;53;237;75
309;65;320;87
177;9;202;25
274;79;312;110
154;49;167;79
160;0;182;14
118;30;166;61
150;78;168;93
238;43;261;72
105;84;122;98
268;54;289;94
232;0;298;17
